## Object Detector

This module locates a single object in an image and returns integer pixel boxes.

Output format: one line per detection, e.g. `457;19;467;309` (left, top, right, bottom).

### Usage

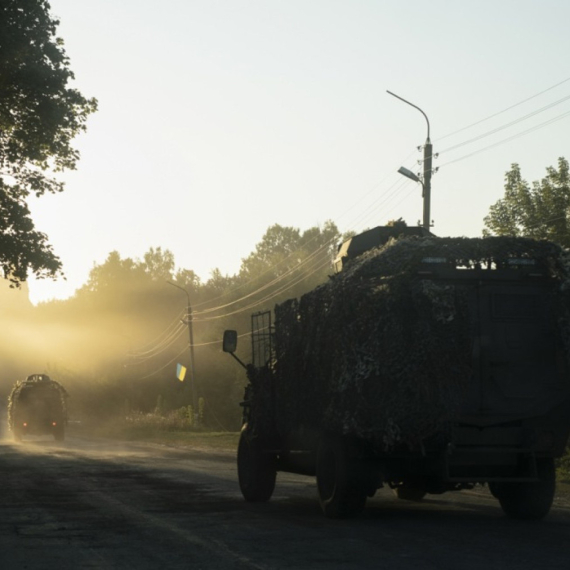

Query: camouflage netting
267;236;570;451
8;376;69;430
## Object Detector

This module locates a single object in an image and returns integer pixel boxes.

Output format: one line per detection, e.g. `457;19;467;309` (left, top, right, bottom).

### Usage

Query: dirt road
0;435;568;570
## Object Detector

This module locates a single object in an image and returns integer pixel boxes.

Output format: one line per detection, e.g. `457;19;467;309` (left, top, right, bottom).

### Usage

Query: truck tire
237;428;276;502
494;458;556;520
316;436;367;518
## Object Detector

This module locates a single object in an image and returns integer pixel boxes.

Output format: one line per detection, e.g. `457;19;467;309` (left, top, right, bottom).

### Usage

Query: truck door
475;281;563;417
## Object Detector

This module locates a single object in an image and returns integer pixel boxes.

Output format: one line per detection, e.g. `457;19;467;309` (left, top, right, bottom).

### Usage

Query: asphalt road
0;434;569;570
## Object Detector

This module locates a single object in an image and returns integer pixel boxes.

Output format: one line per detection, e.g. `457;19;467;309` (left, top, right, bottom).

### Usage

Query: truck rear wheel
237;428;276;502
494;458;555;520
316;436;367;518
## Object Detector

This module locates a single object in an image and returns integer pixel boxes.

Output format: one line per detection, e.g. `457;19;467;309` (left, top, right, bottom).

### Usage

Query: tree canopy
483;158;570;247
0;0;97;283
239;220;340;282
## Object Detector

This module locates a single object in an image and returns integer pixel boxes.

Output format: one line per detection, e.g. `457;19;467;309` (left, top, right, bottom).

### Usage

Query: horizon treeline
0;221;342;430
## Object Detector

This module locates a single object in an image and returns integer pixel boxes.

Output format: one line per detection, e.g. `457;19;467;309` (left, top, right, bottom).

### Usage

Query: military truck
223;228;570;519
8;374;68;441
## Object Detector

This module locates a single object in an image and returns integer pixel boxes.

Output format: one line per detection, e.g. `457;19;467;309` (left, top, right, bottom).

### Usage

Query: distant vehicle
224;228;570;520
8;374;68;441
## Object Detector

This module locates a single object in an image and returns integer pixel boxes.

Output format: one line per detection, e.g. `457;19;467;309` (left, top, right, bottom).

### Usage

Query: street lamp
397;166;421;185
166;280;198;422
387;90;433;230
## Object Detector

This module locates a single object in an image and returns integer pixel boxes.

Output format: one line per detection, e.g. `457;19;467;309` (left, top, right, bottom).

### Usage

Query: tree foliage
239;220;340;282
0;0;97;283
484;158;570;247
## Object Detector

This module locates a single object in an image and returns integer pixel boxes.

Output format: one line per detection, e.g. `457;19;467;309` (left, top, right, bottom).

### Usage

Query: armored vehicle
224;229;570;519
8;374;68;441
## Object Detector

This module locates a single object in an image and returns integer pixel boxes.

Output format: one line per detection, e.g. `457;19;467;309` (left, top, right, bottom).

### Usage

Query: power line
193;237;335;316
127;324;187;364
139;346;189;380
438;109;570;169
194;255;333;322
376;182;421;222
192;330;251;348
437;93;570;156
129;309;186;354
129;323;186;358
331;147;420;227
342;176;411;232
437;75;570;142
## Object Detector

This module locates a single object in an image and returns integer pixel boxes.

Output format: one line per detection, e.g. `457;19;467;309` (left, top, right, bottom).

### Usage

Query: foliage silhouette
484;158;570;246
0;0;97;283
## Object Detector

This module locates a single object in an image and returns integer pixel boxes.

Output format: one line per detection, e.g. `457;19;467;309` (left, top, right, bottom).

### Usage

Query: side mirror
223;330;238;353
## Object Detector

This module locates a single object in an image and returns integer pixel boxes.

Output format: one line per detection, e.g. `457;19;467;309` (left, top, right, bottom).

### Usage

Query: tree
0;0;97;283
239;224;304;280
142;247;175;282
239;221;341;281
483;158;570;247
80;251;146;294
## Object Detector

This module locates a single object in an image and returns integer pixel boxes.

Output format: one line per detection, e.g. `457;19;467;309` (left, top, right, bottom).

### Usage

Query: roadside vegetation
70;409;239;452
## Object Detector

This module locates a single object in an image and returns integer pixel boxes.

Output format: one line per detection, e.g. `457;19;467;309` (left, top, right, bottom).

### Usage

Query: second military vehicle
8;374;68;441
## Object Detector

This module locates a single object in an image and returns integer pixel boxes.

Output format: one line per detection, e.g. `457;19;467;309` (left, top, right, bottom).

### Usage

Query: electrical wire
375;181;422;222
192;330;251;348
194;255;333;322
437;93;570;156
437;75;570;142
342;176;413;232
330;148;420;228
190;241;322;313
438;108;570;169
129;322;186;358
129;308;186;353
193;236;335;316
138;346;189;380
127;324;187;364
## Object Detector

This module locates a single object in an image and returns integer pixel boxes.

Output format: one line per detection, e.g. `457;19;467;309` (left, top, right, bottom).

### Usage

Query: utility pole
167;281;198;425
387;90;433;230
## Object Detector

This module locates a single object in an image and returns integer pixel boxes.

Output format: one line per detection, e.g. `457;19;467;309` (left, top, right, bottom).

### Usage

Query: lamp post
387;90;433;230
166;281;198;422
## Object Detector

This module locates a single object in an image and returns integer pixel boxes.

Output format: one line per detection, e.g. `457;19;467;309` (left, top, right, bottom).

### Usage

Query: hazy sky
26;0;570;303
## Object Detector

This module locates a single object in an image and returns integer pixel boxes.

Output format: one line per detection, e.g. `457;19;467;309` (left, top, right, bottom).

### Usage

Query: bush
126;407;196;432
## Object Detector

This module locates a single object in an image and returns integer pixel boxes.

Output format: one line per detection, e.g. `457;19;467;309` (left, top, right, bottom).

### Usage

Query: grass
69;415;240;452
109;426;240;451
